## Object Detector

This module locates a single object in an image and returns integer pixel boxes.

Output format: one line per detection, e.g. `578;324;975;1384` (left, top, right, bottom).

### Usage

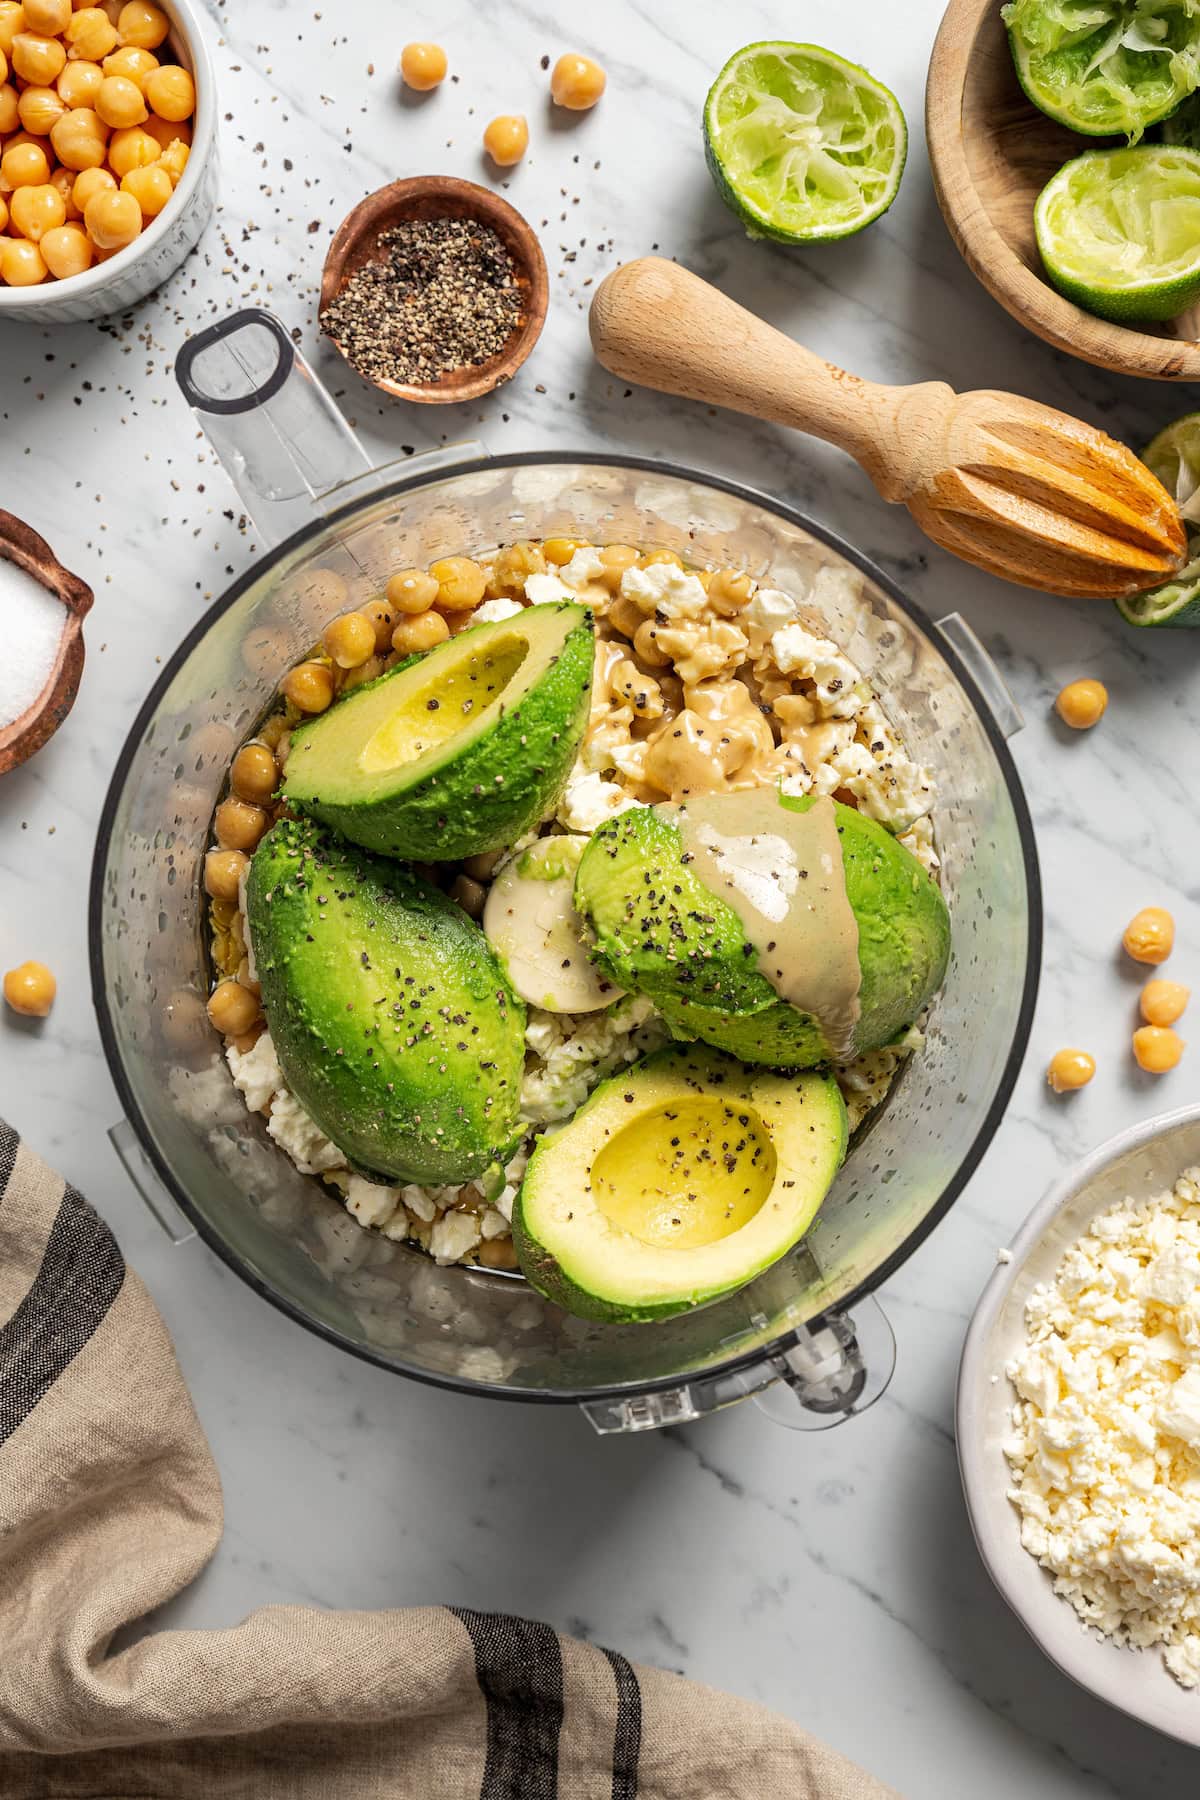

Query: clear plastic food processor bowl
90;312;1040;1433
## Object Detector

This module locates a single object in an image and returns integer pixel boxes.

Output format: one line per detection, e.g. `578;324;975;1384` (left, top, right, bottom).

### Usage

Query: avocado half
282;601;595;861
246;817;526;1184
513;1043;848;1322
574;793;950;1067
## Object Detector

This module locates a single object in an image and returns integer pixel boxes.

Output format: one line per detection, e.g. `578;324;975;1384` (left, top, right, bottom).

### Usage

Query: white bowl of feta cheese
959;1105;1200;1746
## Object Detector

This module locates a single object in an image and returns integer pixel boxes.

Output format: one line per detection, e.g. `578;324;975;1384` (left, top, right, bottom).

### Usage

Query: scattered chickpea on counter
1141;978;1190;1026
3;959;56;1018
1123;905;1175;966
550;52;606;110
1132;1025;1185;1074
1047;1048;1095;1094
482;113;528;167
1054;678;1107;730
399;40;446;91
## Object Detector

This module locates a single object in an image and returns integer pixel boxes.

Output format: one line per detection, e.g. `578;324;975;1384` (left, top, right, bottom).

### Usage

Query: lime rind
1034;144;1200;321
703;41;907;245
1119;412;1200;624
1004;0;1200;141
1116;559;1200;624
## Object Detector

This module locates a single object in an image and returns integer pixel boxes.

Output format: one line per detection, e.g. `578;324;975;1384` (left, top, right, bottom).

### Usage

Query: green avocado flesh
246;817;525;1184
282;602;594;861
513;1043;848;1322
574;794;950;1067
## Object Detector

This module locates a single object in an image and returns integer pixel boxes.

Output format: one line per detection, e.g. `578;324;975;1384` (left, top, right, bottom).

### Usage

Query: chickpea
206;978;260;1038
606;594;643;639
1132;1025;1185;1074
385;566;438;614
706;567;755;616
230;1021;265;1054
0;137;49;185
120;158;169;214
144;60;192;120
213;796;269;851
65;4;117;58
40;221;91;274
596;544;639;592
359;596;396;653
154;132;186;183
57;55;101;103
1123;906;1174;966
0;82;18;132
496;542;546;595
0;195;7;230
640;548;682;569
1046;1049;1095;1094
430;555;488;609
229;741;278;806
23;0;67;30
399;39;446;89
1140;978;1190;1027
391;610;449;656
483;113;528;167
550;51;606;110
9;181;64;239
0;3;23;57
478;1235;519;1270
3;960;55;1017
95;70;145;124
83;184;139;246
541;537;578;565
101;40;154;84
0;236;47;282
449;873;486;918
323;608;376;669
140;106;186;151
280;660;335;714
50;106;109;170
204;846;249;901
633;619;672;668
11;28;65;81
49;162;79;214
1055;678;1108;730
115;0;167;48
461;848;503;882
18;82;65;132
105;120;154;173
70;159;111;207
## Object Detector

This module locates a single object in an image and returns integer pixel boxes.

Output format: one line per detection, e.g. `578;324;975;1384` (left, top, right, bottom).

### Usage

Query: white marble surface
1;1;1198;1792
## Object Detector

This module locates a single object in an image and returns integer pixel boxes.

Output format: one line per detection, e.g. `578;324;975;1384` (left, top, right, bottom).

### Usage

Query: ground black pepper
321;217;523;386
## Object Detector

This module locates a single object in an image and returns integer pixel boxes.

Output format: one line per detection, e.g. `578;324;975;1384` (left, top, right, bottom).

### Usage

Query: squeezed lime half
703;41;907;244
1035;144;1200;321
1119;411;1200;624
1004;0;1200;141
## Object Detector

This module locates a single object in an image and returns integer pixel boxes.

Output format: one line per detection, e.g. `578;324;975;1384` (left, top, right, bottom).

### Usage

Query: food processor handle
174;309;487;549
589;258;948;503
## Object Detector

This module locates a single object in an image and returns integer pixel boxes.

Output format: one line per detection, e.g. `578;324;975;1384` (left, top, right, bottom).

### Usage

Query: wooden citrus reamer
589;258;1185;599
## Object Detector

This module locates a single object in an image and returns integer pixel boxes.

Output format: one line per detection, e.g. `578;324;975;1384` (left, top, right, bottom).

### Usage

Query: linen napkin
0;1119;896;1799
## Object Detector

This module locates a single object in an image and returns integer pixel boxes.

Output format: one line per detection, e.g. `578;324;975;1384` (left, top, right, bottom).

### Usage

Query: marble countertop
1;1;1196;1792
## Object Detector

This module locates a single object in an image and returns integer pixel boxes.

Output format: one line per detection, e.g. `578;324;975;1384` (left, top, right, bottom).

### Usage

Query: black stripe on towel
602;1648;641;1800
0;1121;18;1205
0;1171;125;1445
453;1608;564;1800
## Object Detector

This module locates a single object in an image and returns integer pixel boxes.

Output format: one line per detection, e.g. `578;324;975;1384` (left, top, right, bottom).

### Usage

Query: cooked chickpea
540;537;579;565
1055;678;1107;730
141;107;186;151
0;82;17;131
3;960;56;1017
17;81;65;131
206;978;260;1037
359;597;396;653
105;120;154;173
323;608;376;669
280;660;335;714
0;3;23;57
0;136;49;184
84;183;139;245
203;846;249;901
56;54;100;102
633;619;672;668
449;873;486;919
550;51;606;110
0;194;7;229
11;27;64;80
391;610;449;655
144;59;191;120
0;236;47;282
640;548;683;569
101;39;154;83
9;180;64;238
1132;1025;1184;1074
70;159;111;207
50;105;109;169
487;543;543;598
229;741;278;806
229;1022;265;1055
23;0;67;31
478;1235;518;1270
1123;906;1175;966
706;567;755;615
48;161;78;213
1140;978;1190;1027
115;0;166;47
39;220;91;273
65;4;115;59
399;39;446;89
385;567;438;614
119;157;168;213
482;113;528;167
431;556;489;610
213;796;268;851
1046;1049;1095;1094
596;543;639;591
154;131;185;182
95;69;145;124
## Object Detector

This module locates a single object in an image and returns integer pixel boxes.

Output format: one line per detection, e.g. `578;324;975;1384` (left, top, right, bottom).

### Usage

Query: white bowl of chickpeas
0;0;215;321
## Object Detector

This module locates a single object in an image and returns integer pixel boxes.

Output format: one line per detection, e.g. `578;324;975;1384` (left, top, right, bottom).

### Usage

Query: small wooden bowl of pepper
320;176;549;404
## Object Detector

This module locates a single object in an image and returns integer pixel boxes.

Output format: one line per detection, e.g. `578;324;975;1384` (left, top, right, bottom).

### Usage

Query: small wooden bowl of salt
0;513;93;777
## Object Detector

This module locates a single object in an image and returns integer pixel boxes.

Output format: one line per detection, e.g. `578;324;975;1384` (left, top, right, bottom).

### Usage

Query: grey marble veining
1;3;1197;1793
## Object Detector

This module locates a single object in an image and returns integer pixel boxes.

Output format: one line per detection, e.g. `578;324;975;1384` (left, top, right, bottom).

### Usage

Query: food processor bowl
90;311;1040;1431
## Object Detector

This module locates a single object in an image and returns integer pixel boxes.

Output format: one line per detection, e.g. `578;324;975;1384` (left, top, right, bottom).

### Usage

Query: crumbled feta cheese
430;1208;483;1265
481;1206;511;1240
474;596;525;623
524;572;575;606
226;1030;283;1114
743;585;799;651
559;547;605;589
344;1174;403;1230
836;750;934;834
1006;1168;1200;1686
265;1089;346;1175
556;769;645;834
520;994;667;1125
618;561;708;621
769;623;864;718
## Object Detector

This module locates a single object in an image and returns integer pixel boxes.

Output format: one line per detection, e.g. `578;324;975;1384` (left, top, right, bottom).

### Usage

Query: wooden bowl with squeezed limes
926;0;1200;381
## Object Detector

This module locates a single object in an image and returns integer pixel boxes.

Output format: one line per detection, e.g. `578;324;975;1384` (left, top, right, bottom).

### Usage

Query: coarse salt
0;558;66;731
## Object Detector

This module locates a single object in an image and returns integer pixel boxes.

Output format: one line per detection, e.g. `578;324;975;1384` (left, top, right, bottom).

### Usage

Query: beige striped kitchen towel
0;1119;896;1799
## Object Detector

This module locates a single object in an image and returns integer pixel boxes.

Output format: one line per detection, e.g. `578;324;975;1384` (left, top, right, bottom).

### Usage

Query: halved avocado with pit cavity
513;1043;847;1322
282;601;594;861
